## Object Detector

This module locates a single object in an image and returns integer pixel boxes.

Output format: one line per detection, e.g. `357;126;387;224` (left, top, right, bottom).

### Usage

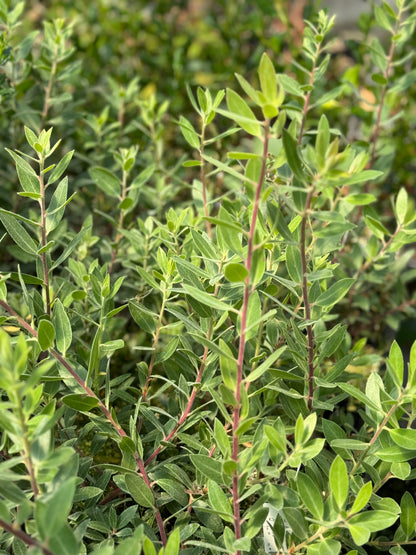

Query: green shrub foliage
1;1;416;554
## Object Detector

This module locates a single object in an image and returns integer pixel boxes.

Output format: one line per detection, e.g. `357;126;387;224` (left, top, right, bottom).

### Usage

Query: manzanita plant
1;1;416;555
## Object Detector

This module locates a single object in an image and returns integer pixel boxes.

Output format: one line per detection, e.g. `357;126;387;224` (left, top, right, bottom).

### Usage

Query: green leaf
179;116;200;149
390;428;416;450
157;479;188;506
330;439;369;450
38;319;55;350
47;150;74;185
0;210;38;255
344;193;376;205
128;300;157;333
400;491;416;538
164;528;180;555
307;540;341;555
316;114;330;167
297;473;323;520
37;478;76;539
235;73;261;105
208;480;233;522
62;394;99;412
285;244;302;283
337;383;382;413
350;481;372;514
46;177;68;233
376;446;416;463
100;339;124;355
388;340;403;387
190;454;223;483
53;299;72;354
246;345;286;382
225;88;261;137
395;187;408;226
348;524;370;546
6;149;39;194
182;284;236;313
329;455;348;510
264;424;286;453
125;474;154;508
89;167;121;198
315;278;355;308
219;338;237;391
348;510;399;532
224;263;248;282
282;129;306;182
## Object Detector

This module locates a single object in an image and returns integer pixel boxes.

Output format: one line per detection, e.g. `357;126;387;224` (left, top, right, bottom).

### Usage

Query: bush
1;1;416;554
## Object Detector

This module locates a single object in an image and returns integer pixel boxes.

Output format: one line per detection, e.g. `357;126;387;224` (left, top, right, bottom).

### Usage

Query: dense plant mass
1;1;416;554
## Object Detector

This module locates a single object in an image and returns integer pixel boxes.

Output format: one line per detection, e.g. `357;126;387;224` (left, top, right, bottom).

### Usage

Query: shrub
1;1;416;554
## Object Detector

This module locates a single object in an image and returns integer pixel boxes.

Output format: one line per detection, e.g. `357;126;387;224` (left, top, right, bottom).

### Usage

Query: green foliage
0;1;416;554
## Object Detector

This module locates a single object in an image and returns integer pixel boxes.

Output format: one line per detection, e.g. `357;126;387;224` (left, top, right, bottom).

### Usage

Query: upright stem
200;122;212;239
300;190;315;409
109;169;128;274
16;401;39;498
38;167;51;316
231;121;270;552
41;57;57;130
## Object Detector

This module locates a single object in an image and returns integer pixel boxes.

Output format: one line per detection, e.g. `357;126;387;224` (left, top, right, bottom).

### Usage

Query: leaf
38;319;55;350
100;339;124;355
297;473;323;520
337;383;382;413
348;510;399;532
47;150;74;185
62;394;99;412
224;263;248;283
344;194;376;205
316;114;330;167
400;491;416;538
350;482;372;514
157;479;188;506
182;284;236;313
89;167;120;198
219;338;237;391
208;480;233;522
38;478;76;539
330;439;369;450
0;210;38;255
245;345;286;382
53;299;72;354
190;454;223;483
329;455;348;510
390;428;416;450
282;129;306;182
6;149;39;194
46;177;68;233
164;528;180;555
348;524;370;546
128;300;157;333
125;474;154;508
225;88;261;137
307;540;341;555
179;116;200;149
376;446;416;463
388;340;403;387
285;244;302;283
315;278;355;308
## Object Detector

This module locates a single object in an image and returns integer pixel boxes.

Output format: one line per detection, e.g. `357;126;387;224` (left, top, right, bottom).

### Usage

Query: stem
145;340;209;467
16;401;39;498
349;392;403;477
38;168;51;316
0;299;168;544
41;56;57;130
231;121;270;553
200;122;212;239
109;169;128;274
301;190;315;410
142;290;167;401
0;518;54;555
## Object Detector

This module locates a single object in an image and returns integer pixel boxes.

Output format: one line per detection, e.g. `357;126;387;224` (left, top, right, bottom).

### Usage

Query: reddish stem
0;518;54;555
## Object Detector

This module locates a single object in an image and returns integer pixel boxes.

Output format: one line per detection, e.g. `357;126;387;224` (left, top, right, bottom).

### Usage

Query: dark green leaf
190;454;223;483
0;210;38;255
297;473;323;519
125;474;154;508
62;394;99;412
89;167;120;198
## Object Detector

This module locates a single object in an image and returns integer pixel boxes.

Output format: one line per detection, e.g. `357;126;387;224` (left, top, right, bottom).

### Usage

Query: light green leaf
285;244;303;283
38;319;55;351
0;210;38;255
315;278;355;308
125;474;154;508
337;383;382;412
89;167;120;198
307;539;341;555
329;455;348;510
348;510;399;532
164;528;180;555
46;177;68;233
348;524;370;546
6;149;39;194
53;299;72;354
246;345;286;382
219;338;237;391
297;473;323;520
100;339;124;355
400;491;416;538
179;116;200;149
182;284;236;313
47;150;74;185
388;340;403;387
225;88;261;137
395;187;408;226
224;263;248;283
316;114;330;166
344;193;376;205
390;428;416;450
208;480;233;522
157;479;188;506
350;481;372;514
